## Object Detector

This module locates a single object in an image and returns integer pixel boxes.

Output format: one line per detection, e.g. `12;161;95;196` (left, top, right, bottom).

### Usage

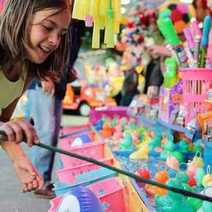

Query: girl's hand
0;119;39;147
13;156;44;192
147;86;159;98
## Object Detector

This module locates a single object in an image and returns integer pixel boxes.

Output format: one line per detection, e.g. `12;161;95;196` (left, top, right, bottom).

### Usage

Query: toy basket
59;140;113;168
59;124;90;138
87;177;128;212
56;157;114;184
180;68;212;124
90;106;129;124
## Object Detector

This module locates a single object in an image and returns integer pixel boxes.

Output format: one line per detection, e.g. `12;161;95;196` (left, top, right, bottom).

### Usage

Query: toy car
63;80;116;116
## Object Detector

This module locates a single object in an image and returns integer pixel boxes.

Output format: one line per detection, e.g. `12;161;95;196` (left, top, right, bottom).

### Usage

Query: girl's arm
0;76;43;192
0;104;25;159
0;97;25;157
0;75;39;146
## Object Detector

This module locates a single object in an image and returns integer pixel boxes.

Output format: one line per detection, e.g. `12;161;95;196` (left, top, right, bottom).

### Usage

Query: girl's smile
25;8;70;64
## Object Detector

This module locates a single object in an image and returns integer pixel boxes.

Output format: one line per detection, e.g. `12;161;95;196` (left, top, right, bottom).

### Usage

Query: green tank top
0;70;26;115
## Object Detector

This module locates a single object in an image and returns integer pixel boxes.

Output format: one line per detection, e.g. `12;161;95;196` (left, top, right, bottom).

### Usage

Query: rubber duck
129;143;149;160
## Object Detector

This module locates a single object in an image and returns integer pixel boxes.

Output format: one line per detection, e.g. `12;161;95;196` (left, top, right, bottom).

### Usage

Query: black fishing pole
0;131;212;203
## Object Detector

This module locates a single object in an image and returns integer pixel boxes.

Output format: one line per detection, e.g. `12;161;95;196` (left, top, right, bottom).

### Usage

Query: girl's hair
0;0;71;80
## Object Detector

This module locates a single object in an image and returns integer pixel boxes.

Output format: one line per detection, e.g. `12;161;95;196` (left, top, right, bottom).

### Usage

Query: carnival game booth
49;122;148;212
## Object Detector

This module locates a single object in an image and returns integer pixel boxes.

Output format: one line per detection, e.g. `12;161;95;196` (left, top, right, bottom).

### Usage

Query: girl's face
25;8;70;64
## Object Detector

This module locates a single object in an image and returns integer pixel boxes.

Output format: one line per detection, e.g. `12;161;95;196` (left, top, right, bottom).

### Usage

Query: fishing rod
0;131;212;203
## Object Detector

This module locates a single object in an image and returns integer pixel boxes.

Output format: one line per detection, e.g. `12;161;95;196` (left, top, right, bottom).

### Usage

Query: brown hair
0;0;72;80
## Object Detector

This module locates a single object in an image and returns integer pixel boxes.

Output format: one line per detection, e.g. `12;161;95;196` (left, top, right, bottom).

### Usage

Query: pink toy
131;131;140;145
180;68;212;124
89;107;129;125
113;130;123;140
187;164;198;177
166;156;180;171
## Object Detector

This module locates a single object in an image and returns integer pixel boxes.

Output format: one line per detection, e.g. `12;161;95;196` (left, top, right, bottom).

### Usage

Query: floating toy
129;143;149;160
57;186;103;212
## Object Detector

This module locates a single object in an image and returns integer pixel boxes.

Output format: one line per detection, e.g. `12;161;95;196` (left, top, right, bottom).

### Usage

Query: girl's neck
2;62;23;82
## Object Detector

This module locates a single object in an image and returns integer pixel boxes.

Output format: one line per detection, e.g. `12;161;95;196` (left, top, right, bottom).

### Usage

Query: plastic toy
119;132;135;151
131;131;141;145
166;155;180;170
157;17;181;46
149;134;161;150
101;123;113;138
129;143;149;160
57;186;103;212
195;167;205;186
178;140;189;153
176;171;189;184
163;57;179;88
202;166;212;187
136;167;151;180
159;1;195;34
72;0;121;48
113;125;123;140
188;175;196;187
172;151;184;163
179;68;212;124
63;81;116;116
191;152;204;168
159;81;183;124
200;186;212;212
155;170;169;183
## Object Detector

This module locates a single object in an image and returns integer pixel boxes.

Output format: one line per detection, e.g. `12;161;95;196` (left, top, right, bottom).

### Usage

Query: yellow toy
129;143;149;160
72;0;121;48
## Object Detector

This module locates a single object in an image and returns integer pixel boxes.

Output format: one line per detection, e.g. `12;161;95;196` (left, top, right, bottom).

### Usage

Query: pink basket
49;178;127;212
56;157;114;184
59;124;90;137
180;68;212;124
90;106;129;124
59;141;106;168
88;177;127;212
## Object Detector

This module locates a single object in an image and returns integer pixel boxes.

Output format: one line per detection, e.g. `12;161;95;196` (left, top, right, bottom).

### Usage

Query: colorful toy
159;0;195;34
195;167;205;186
101;123;113;138
202;166;212;187
155;170;169;183
166;155;180;170
163;57;179;88
119;132;135;151
200;186;212;212
56;186;103;212
178;139;189;153
137;168;151;180
63;82;116;116
129;143;149;160
180;68;212;125
159;81;183;124
72;0;121;48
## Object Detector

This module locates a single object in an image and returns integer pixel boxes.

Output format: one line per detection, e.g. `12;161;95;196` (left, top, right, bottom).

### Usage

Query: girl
0;0;71;193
